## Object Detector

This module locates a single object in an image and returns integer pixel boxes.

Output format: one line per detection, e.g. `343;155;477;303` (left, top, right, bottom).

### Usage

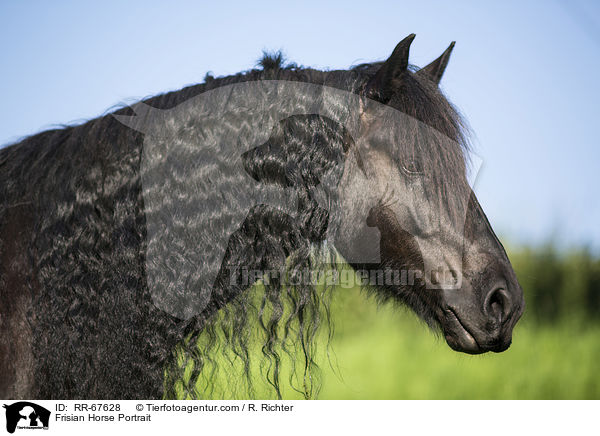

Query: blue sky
1;0;598;250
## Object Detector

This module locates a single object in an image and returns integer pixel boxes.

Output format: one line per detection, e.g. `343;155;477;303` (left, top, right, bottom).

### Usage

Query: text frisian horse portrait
0;34;524;399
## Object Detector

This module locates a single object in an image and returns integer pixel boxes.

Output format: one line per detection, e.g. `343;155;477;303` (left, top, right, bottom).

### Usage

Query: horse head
333;35;525;353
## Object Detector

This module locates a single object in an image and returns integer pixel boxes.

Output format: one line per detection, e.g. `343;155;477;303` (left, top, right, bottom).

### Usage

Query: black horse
0;35;524;399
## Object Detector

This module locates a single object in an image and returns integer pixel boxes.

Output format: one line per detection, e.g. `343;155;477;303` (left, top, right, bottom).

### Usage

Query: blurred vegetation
511;244;600;323
173;244;600;399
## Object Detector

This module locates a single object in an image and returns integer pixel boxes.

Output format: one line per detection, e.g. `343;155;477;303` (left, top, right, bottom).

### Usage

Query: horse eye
402;160;423;175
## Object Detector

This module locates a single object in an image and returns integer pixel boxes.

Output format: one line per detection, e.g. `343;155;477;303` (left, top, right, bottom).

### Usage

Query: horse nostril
484;286;512;324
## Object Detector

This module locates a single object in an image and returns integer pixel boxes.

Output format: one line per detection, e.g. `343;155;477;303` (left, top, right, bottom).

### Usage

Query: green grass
170;244;600;399
316;287;600;399
175;284;600;399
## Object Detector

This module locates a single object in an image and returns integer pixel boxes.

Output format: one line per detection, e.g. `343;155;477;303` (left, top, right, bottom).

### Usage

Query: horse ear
366;34;416;103
416;41;455;85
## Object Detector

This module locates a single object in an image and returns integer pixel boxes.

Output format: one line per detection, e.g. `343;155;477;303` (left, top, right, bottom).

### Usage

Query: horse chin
439;308;486;355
